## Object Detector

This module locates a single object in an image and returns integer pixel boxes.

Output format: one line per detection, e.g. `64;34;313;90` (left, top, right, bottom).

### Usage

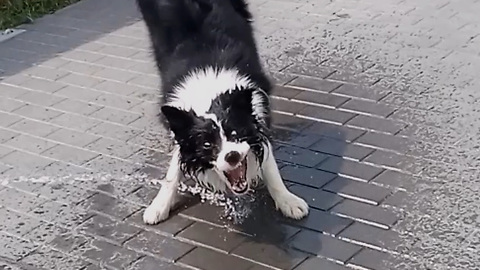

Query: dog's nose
225;151;241;165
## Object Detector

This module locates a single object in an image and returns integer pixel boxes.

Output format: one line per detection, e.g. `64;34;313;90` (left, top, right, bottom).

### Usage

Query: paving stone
34;182;92;205
126;230;194;260
363;150;419;172
0;232;38;261
19;77;66;93
275;145;329;167
340;99;396;117
8;119;59;137
23;222;69;244
294;256;350;270
284;63;335;78
298;105;357;124
339;223;407;252
181;247;255;270
289;184;343;210
178;222;247;252
180;202;228;226
52;98;104;115
331;199;400;228
12;104;63;121
287;76;342;92
48;231;92;253
290;230;362;263
93;80;138;96
293;90;349;108
89;107;141;125
287;208;353;235
0;97;26;112
302;122;366;142
272;85;303;99
271;112;314;131
0;84;29;98
49;113;101;132
0;111;22;127
92;93;142;110
72;239;141;269
15;90;65;107
57;73;103;88
0;187;48;211
271;98;308;114
0;150;55;176
281;164;336;188
346;114;406;134
0;207;43;236
323;177;392;205
78;214;142;244
348;248;397;270
272;127;322;148
54;85;103;101
87;121;143;141
317;157;384;181
309;136;374;160
78;192;141;219
46;128;100;147
127;210;194;236
128;256;188;270
41;144;99;166
94;181;141;198
20;246;89;270
371;170;416;190
3;134;57;154
332;84;390;101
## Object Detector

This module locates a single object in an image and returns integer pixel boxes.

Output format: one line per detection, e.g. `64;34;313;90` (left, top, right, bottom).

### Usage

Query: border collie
136;0;309;224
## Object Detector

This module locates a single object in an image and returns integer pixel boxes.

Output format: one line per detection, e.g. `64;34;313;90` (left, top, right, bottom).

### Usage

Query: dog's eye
204;142;212;148
231;130;237;137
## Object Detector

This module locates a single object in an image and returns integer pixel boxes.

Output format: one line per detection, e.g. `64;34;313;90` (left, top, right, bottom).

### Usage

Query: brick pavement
1;0;480;269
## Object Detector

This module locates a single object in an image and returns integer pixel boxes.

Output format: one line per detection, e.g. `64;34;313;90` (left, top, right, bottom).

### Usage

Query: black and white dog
136;0;309;224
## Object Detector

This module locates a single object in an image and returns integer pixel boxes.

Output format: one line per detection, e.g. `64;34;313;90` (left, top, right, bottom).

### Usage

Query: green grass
0;0;81;30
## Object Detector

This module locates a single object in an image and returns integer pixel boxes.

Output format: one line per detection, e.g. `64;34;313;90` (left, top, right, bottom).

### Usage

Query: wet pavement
1;0;480;269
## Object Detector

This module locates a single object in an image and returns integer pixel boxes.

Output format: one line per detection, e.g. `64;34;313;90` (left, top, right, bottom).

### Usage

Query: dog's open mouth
223;159;248;194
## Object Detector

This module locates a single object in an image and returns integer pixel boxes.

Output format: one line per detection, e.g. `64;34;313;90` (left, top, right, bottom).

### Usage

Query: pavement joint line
2;81;146;117
0;102;166;154
0;126;160;170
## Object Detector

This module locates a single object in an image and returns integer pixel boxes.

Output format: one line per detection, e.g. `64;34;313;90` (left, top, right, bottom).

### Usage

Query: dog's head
162;87;270;195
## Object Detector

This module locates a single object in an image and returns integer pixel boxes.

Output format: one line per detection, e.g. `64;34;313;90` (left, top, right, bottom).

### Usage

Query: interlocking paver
78;214;142;244
78;192;140;220
288;208;353;235
281;164;336;188
287;76;342;93
178;221;247;252
20;246;90;270
180;247;255;270
46;128;100;147
125;230;194;261
317;157;384;181
323;177;392;205
290;230;362;263
72;239;141;269
294;257;350;270
0;207;43;236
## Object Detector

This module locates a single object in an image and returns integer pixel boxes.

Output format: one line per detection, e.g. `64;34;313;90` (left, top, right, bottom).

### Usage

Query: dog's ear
161;106;195;135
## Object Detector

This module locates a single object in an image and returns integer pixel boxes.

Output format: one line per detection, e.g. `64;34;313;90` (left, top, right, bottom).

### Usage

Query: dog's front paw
274;192;309;220
143;202;170;225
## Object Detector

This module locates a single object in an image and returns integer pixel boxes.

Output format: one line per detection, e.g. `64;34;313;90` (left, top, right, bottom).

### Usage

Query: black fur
137;0;272;178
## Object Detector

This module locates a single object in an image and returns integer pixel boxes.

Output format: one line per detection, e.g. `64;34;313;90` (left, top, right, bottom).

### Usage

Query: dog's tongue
226;166;243;182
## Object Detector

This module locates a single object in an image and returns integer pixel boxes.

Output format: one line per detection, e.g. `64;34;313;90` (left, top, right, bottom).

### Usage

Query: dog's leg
261;141;309;219
143;146;182;224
